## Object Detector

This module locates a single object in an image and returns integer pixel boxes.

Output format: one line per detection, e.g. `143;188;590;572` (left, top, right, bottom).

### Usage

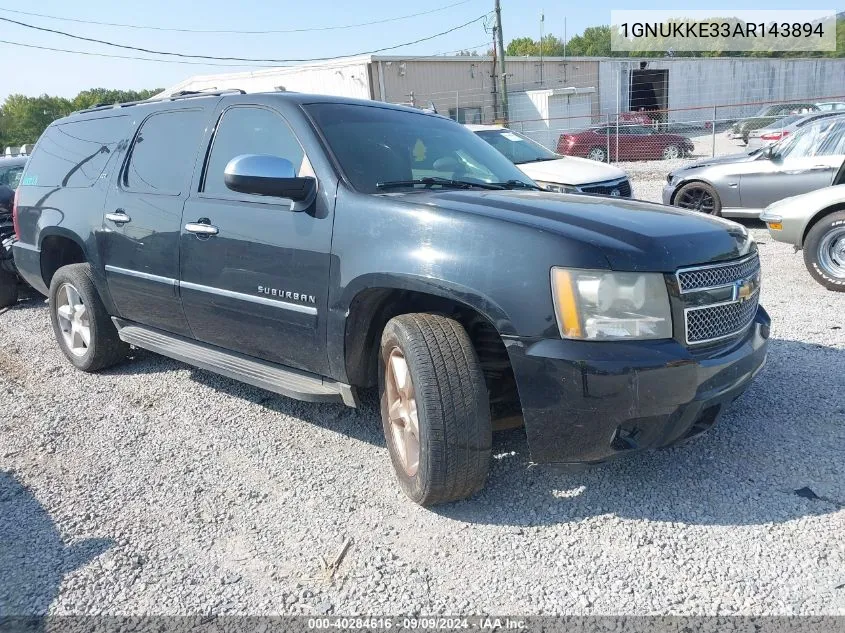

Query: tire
803;211;845;292
673;181;723;216
0;269;17;308
48;263;129;371
662;144;681;160
587;147;607;163
379;313;491;506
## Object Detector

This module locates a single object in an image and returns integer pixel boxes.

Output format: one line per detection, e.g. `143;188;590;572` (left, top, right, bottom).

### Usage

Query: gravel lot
1;151;843;616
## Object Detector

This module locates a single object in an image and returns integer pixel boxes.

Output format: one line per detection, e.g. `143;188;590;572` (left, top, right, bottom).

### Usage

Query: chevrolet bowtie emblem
734;276;757;302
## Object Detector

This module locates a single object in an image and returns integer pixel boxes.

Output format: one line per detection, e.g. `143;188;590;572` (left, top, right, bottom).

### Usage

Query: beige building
160;54;601;127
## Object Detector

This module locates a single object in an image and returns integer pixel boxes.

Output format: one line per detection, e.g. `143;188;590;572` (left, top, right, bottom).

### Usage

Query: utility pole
539;10;544;86
494;0;508;123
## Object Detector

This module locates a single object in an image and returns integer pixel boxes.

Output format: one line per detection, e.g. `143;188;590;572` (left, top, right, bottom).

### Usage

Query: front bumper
760;208;804;247
662;183;675;205
504;306;770;464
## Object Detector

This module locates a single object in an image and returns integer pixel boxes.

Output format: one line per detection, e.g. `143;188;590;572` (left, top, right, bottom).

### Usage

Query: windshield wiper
489;180;544;190
517;157;558;164
376;177;504;191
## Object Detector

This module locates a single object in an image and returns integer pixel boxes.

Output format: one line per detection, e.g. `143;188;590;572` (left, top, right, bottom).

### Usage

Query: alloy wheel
55;283;90;357
385;346;420;477
587;148;607;162
677;187;716;214
663;145;681;160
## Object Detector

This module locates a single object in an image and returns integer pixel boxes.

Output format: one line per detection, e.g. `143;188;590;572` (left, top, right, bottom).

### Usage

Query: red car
557;125;695;162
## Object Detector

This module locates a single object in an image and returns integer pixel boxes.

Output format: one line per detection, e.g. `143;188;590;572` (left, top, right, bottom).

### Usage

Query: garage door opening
629;69;668;125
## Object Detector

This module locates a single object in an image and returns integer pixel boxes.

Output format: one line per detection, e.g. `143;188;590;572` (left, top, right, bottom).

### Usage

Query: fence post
615;112;619;164
712;104;717;158
456;91;460;122
606;114;611;164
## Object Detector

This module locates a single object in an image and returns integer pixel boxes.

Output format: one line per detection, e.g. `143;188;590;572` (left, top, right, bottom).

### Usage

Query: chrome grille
677;254;760;293
685;291;760;344
677;253;762;345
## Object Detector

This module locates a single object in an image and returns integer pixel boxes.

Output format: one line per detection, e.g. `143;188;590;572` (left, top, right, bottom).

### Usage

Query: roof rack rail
73;88;247;115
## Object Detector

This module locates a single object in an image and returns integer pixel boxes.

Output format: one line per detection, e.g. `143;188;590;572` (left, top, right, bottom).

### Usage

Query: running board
112;319;358;407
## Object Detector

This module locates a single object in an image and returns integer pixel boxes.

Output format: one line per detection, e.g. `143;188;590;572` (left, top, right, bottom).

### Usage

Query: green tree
0;87;161;152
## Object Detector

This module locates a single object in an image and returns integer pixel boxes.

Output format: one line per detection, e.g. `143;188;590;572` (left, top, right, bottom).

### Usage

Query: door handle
105;209;131;224
185;220;219;236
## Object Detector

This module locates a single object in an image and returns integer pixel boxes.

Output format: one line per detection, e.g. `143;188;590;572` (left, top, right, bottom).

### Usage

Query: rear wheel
803;211;845;291
379;313;491;506
674;181;722;216
49;263;129;371
587;147;607;162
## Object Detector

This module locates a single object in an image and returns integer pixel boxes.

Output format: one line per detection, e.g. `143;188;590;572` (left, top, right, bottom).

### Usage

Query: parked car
557;125;694;162
13;91;769;505
746;111;845;152
728;103;819;144
815;102;845;112
665;115;845;217
619;111;652;126
0;155;27;307
469;125;632;197
761;185;845;291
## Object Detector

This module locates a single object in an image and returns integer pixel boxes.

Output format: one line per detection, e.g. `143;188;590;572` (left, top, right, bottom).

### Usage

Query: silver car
746;111;845;152
664;115;845;217
761;184;845;291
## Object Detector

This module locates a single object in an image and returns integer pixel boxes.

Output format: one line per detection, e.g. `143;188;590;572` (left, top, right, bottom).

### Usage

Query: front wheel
379;313;491;506
662;144;681;160
586;146;608;162
49;263;129;371
803;211;845;291
673;181;723;216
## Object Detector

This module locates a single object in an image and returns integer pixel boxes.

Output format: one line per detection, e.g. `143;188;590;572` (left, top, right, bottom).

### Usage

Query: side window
24;115;128;188
123;109;207;195
0;165;23;188
203;106;306;196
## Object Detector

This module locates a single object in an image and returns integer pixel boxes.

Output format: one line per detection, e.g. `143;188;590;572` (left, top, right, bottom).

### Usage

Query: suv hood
516;157;626;187
400;190;753;272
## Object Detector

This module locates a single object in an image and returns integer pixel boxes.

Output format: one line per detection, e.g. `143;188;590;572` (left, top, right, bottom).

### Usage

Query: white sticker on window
502;132;524;142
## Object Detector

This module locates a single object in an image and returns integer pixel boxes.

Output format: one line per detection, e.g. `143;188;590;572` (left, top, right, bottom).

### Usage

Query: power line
0;39;280;67
0;14;490;63
0;1;474;34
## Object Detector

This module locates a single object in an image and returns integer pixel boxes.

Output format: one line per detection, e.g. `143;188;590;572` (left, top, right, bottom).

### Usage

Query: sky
0;0;819;100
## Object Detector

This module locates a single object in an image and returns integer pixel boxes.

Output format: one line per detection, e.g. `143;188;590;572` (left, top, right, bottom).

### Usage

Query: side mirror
224;154;316;201
762;145;776;160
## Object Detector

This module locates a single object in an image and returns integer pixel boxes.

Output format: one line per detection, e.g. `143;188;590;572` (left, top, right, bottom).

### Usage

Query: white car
815;101;845;112
761;184;845;291
467;125;632;197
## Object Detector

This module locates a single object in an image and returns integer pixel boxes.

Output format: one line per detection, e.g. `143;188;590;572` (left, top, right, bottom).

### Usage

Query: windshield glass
474;129;558;165
305;104;536;193
774;117;845;159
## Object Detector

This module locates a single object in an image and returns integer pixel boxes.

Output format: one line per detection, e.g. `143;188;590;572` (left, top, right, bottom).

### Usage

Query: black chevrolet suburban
12;91;769;505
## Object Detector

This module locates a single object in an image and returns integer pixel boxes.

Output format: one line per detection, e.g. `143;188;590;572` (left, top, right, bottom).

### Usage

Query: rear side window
123;109;207;195
0;164;24;188
202;106;306;196
24;115;128;188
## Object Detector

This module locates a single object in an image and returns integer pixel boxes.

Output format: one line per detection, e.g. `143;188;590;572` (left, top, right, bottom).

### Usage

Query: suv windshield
474;128;558;165
306;104;536;193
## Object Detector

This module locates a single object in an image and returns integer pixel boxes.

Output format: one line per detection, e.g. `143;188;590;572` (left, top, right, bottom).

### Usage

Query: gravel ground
1;162;844;616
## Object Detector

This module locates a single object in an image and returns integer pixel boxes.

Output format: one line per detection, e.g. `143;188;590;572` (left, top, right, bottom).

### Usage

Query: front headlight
535;181;579;193
550;268;672;340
